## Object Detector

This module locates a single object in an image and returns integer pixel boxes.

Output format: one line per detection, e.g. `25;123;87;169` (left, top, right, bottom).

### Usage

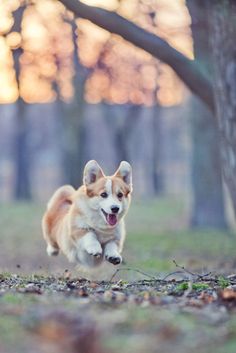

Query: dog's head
83;160;132;229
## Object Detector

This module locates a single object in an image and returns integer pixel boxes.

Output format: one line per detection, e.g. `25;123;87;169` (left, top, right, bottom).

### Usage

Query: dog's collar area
79;223;117;234
80;226;95;233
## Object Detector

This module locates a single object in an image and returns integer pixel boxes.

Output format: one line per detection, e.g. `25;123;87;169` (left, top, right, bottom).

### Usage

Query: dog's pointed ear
83;160;104;186
114;161;132;190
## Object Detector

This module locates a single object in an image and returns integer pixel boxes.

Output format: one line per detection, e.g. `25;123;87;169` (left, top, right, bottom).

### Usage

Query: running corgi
42;160;132;267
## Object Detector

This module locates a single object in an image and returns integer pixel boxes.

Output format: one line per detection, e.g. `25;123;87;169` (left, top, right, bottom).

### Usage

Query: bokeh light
0;0;193;106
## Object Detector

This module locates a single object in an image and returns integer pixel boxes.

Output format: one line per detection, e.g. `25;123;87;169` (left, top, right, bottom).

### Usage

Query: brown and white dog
42;160;132;267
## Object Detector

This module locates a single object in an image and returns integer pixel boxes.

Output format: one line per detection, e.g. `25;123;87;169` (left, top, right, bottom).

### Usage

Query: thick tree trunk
190;96;226;228
187;0;227;228
209;0;236;215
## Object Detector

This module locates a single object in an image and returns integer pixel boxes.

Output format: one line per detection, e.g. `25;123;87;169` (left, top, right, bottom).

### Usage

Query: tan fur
111;176;131;197
42;185;74;250
86;178;108;198
42;160;132;268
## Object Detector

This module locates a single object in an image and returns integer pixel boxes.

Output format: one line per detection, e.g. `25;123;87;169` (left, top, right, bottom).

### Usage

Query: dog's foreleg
104;241;122;265
78;232;102;258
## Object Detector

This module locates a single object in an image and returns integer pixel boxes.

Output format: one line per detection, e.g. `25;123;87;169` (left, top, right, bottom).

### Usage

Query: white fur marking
101;178;122;215
47;244;59;256
105;178;112;195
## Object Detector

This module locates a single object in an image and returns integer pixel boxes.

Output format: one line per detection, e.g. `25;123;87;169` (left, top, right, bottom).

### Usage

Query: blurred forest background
1;0;236;253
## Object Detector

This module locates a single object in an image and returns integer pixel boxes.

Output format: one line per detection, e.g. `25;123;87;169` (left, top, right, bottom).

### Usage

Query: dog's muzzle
101;209;118;226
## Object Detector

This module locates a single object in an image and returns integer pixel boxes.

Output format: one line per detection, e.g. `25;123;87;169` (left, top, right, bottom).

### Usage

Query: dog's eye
117;192;123;199
100;192;108;198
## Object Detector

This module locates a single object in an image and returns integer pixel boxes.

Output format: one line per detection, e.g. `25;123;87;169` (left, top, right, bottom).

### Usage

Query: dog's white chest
96;231;115;245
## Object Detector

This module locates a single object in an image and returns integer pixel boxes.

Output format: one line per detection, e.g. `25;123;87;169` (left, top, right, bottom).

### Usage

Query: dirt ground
1;271;236;353
1;199;236;353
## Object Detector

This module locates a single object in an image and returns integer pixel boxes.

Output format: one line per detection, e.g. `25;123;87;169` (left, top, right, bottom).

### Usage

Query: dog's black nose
111;206;119;214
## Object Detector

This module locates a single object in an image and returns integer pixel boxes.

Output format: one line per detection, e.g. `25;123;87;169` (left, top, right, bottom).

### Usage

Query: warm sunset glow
157;64;184;106
81;0;119;11
80;0;193;106
0;16;14;35
0;0;193;106
0;36;18;103
6;31;21;48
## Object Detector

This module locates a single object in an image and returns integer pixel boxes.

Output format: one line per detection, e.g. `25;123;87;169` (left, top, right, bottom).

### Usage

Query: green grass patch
217;276;230;289
192;282;210;290
175;282;189;292
174;281;210;293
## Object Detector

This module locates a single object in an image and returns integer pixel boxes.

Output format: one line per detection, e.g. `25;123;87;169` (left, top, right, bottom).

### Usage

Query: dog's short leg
79;232;102;258
104;242;122;265
47;243;59;256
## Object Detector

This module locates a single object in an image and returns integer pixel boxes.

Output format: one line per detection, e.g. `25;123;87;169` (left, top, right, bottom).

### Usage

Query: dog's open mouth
101;209;117;226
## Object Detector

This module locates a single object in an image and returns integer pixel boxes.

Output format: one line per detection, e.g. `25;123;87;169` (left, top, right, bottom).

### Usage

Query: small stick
162;270;189;281
172;260;212;280
109;267;158;283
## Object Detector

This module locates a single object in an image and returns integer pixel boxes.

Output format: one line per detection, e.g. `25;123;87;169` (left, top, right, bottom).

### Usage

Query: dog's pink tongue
107;214;117;226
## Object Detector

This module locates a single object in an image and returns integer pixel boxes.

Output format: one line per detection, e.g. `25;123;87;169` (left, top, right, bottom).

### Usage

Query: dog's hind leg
42;217;59;256
42;185;75;257
46;243;59;256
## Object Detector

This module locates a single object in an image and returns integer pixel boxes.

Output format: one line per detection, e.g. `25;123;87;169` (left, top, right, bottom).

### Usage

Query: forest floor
1;199;236;353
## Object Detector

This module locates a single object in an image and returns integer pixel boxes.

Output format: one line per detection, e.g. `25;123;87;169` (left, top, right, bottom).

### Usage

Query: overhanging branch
58;0;215;112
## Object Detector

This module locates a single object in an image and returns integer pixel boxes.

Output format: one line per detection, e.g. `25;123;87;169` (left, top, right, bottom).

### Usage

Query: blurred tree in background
209;0;236;217
9;4;31;199
187;0;226;228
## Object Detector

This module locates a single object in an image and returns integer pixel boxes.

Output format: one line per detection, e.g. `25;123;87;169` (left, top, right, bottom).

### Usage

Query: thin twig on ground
109;261;212;284
162;270;190;281
109;267;158;283
172;260;212;280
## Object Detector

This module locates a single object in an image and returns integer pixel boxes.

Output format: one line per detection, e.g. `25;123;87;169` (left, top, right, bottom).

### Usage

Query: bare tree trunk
14;98;31;199
190;97;226;228
209;0;236;215
187;0;227;228
152;105;164;195
11;5;31;200
63;77;87;187
61;19;89;188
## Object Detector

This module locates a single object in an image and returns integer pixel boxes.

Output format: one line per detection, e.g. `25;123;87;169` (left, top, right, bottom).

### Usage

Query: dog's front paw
105;255;122;265
86;243;103;258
